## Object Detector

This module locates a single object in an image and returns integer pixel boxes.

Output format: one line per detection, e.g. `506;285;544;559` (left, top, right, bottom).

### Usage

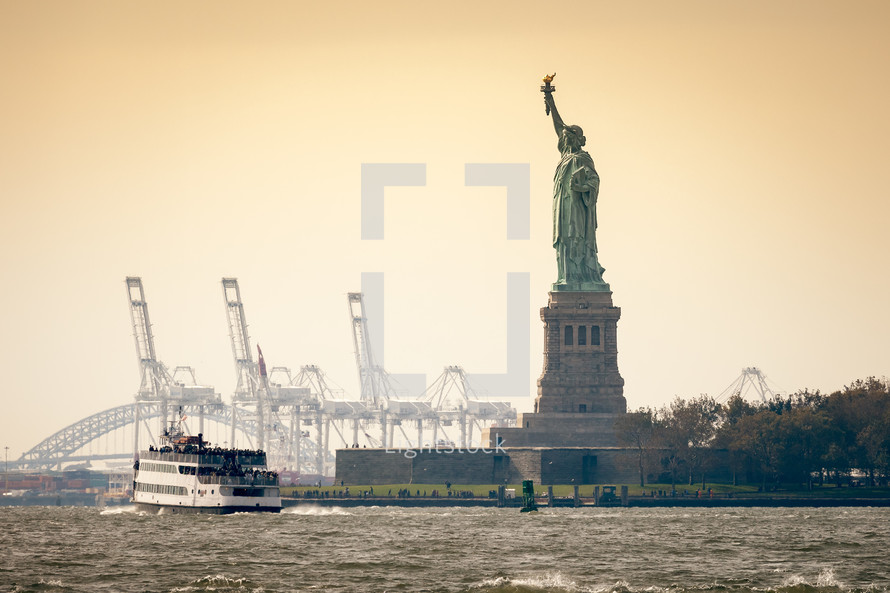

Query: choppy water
1;505;888;593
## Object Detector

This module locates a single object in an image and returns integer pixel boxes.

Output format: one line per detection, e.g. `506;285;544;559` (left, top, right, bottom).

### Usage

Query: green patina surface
543;77;610;292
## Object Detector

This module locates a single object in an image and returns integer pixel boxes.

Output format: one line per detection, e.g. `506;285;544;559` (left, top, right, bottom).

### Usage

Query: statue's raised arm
544;92;565;135
541;73;566;135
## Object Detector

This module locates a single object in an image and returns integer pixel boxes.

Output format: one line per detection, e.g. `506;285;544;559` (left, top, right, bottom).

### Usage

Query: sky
1;1;889;460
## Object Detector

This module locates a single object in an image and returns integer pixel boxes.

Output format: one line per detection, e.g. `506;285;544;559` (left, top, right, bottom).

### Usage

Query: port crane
127;277;220;457
716;367;781;404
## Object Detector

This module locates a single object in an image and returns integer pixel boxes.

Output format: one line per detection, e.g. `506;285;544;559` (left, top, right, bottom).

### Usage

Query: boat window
134;482;187;496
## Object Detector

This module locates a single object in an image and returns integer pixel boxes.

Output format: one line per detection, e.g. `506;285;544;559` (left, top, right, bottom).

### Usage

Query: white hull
131;491;282;513
132;500;280;514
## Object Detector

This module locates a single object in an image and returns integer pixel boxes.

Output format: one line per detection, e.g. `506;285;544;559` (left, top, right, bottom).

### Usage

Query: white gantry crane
221;278;318;470
222;277;268;450
345;292;517;450
347;292;396;406
127;276;173;439
291;365;372;471
168;366;219;435
422;366;516;448
22;279;520;474
347;292;444;449
716;367;781;404
126;277;220;457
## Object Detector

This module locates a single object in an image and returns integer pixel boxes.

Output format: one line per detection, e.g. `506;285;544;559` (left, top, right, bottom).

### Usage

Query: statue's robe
552;136;603;285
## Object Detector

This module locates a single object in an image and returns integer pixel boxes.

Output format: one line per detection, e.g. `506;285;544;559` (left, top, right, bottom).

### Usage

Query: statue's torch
541;73;556;115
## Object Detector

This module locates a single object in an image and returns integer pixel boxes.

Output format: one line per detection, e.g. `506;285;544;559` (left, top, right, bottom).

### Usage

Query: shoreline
281;496;890;509
2;496;889;509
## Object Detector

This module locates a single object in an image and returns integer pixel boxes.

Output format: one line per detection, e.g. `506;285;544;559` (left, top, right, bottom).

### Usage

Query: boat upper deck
139;450;267;467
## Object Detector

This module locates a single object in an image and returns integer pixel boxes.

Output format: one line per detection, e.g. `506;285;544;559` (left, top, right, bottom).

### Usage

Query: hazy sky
2;1;889;459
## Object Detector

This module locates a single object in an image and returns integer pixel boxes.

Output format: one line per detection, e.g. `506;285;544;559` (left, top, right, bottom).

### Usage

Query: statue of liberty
542;74;609;291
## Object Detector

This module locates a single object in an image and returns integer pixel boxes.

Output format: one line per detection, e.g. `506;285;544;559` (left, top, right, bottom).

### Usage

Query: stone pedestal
536;291;626;414
482;290;626;449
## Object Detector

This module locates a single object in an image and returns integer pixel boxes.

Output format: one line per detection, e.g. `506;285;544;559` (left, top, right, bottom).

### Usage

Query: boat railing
198;475;279;486
140;451;266;466
140;451;205;464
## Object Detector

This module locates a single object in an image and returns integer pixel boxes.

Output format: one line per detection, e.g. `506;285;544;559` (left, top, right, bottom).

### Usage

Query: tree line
615;377;890;490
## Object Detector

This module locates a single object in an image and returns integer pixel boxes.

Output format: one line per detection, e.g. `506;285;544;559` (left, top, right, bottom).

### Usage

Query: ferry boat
132;421;281;514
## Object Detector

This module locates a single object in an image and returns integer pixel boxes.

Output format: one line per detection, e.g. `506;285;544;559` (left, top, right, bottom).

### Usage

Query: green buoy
520;480;539;513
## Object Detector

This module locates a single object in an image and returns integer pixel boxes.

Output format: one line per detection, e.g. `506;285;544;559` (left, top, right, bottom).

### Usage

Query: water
1;505;888;593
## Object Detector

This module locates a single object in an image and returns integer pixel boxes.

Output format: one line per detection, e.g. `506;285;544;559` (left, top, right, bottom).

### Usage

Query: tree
858;408;890;482
615;407;657;487
649;377;888;490
775;405;833;488
654;395;720;490
731;410;783;491
823;377;890;485
669;395;720;487
653;410;683;492
714;393;759;485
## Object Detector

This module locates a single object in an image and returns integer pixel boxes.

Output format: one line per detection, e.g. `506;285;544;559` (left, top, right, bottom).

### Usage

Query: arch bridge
16;403;330;472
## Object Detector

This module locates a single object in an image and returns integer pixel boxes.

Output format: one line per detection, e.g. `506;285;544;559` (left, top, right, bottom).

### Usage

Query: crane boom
126;277;173;424
348;292;385;404
221;278;266;450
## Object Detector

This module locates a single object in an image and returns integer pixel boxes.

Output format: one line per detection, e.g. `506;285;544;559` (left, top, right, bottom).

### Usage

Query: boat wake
282;505;351;516
99;505;139;515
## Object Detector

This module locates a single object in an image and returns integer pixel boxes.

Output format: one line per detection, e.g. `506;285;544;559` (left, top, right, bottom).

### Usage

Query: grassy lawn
283;484;505;498
283;482;753;498
282;482;890;499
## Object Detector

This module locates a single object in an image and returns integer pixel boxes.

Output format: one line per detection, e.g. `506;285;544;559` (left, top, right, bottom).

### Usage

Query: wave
473;572;590;593
11;579;72;592
99;505;138;515
169;574;261;592
282;505;351;516
779;568;845;591
466;571;886;593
